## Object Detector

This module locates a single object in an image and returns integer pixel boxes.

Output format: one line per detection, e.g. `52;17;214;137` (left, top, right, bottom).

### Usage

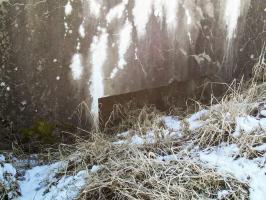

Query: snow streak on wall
89;29;108;127
64;0;251;126
222;0;250;75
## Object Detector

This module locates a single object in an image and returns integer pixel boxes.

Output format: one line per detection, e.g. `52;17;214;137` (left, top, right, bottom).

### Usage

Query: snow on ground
199;144;266;200
260;118;266;130
186;109;208;131
1;106;266;199
64;1;72;16
0;156;88;200
16;162;66;200
153;142;266;200
40;170;87;200
15;161;87;200
162;116;182;132
233;116;261;137
0;156;18;199
114;116;183;145
112;106;266;199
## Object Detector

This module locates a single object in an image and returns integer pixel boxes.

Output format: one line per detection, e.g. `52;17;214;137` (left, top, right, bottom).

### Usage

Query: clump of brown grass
77;144;248;200
54;127;248;200
104;102;165;136
188;48;266;158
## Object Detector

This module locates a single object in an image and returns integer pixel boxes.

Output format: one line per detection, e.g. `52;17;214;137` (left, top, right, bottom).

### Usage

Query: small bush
20;120;57;144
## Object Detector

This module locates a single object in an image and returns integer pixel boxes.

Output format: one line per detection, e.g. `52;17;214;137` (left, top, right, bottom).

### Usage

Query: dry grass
76;142;248;200
61;47;266;200
104;103;165;136
188;49;266;158
56;132;248;200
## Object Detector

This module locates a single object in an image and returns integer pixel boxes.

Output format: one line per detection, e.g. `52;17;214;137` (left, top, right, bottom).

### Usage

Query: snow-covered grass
2;101;265;199
79;144;247;200
0;155;89;200
2;53;266;199
199;144;266;200
74;59;266;199
0;155;19;199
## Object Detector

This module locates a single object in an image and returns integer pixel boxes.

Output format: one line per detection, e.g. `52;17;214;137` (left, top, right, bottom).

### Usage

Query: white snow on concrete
153;0;179;31
89;29;109;127
153;0;164;24
89;0;101;18
65;1;73;16
106;0;128;24
110;20;133;79
133;0;153;38
70;53;83;81
79;22;86;38
224;0;241;40
185;8;192;26
164;0;179;32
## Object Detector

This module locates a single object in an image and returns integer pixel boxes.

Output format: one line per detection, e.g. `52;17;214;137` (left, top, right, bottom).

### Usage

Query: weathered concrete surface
0;0;266;139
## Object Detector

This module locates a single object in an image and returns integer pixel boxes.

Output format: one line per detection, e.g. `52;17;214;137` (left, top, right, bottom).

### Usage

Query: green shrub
20;120;56;144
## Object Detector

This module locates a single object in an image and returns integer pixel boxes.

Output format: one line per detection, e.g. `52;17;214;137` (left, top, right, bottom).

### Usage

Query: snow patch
89;29;109;126
260;118;266;130
117;131;130;138
224;0;241;40
70;53;83;81
90;165;101;173
41;171;87;200
217;190;231;200
164;0;179;31
16;162;66;200
260;110;266;117
110;20;133;79
153;0;179;31
199;145;266;200
186;109;208;131
79;23;86;38
0;156;18;199
65;1;73;16
131;134;144;145
88;0;101;18
133;0;153;38
162;116;182;132
106;0;128;24
0;155;5;162
233;116;260;137
253;144;266;152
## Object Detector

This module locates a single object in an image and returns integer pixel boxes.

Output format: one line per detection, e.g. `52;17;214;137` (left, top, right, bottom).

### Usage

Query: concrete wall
0;0;265;133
